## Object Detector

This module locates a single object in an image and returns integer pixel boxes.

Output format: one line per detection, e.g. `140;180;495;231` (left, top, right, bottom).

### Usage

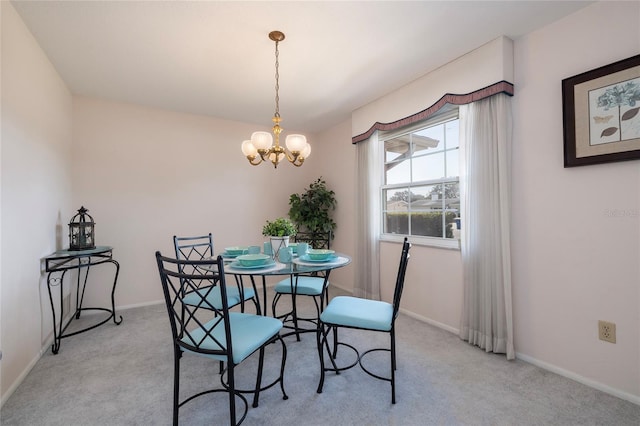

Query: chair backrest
392;237;411;320
156;252;233;359
295;231;332;250
173;234;214;275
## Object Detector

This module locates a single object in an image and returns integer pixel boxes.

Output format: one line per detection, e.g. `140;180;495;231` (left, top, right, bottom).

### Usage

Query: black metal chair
156;252;288;426
173;234;259;313
316;237;411;404
271;231;332;340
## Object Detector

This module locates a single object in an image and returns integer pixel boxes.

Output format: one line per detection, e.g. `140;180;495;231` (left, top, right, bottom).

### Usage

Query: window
381;109;460;248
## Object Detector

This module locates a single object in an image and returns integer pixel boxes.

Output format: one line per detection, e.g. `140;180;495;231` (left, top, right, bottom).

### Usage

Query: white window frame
380;108;460;250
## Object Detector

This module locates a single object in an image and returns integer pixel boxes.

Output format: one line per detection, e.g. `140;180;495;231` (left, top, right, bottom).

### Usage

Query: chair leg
228;363;236;426
277;336;289;400
325;327;339;371
291;291;301;341
391;329;396;404
391;328;397;371
316;323;326;394
173;348;181;426
252;347;265;408
271;293;280;317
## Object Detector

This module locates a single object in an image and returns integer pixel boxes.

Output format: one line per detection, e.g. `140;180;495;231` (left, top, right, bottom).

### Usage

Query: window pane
384;188;410;234
414;125;444;154
385;158;410;184
444;183;460;216
384;136;409;162
444;182;460;239
445;120;459;149
412;152;445;182
384;211;408;234
411;211;444;237
384;137;411;184
409;185;441;237
384;188;410;209
445;149;459;177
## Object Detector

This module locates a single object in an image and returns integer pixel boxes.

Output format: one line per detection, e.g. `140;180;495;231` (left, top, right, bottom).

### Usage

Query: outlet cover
598;320;616;344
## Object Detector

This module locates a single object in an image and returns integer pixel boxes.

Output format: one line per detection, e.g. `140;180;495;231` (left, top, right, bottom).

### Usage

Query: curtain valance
351;80;513;144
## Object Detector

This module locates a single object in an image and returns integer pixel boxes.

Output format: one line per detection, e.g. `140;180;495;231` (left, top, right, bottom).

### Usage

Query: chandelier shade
241;31;310;168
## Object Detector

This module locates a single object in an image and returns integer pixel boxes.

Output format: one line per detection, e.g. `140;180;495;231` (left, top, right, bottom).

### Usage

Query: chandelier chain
274;39;280;118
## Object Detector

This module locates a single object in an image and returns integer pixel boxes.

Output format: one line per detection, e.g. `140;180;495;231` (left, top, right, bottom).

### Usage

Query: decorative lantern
68;206;95;250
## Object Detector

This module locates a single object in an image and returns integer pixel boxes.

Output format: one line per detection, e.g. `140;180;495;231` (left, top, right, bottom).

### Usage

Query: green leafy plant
262;217;297;237
288;177;337;237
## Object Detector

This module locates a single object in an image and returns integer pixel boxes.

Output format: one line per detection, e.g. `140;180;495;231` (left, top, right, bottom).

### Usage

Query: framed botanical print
562;54;640;167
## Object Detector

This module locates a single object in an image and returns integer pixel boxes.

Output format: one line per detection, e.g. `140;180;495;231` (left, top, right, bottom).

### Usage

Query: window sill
380;234;461;250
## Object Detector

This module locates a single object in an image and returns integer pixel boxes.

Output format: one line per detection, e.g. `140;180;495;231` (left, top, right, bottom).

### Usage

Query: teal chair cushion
274;276;327;296
227;285;256;302
182;285;253;310
181;312;283;364
320;296;393;332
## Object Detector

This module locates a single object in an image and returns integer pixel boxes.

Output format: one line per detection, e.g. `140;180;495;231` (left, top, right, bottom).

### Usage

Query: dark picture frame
562;54;640;167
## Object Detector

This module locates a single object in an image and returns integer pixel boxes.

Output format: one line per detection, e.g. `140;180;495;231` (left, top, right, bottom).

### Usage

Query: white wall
511;1;639;401
1;2;73;402
71;97;356;308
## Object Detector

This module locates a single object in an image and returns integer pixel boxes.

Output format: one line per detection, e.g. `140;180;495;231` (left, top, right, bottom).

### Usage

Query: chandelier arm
284;150;307;167
247;155;263;166
283;150;297;163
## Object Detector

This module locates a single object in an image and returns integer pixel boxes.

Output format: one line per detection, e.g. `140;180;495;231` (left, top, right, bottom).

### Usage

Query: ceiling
12;1;593;133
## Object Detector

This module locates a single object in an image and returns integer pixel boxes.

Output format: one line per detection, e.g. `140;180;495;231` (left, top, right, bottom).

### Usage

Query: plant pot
269;236;289;260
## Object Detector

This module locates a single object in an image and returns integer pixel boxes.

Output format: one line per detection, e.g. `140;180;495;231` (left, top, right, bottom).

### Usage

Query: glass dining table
221;253;352;317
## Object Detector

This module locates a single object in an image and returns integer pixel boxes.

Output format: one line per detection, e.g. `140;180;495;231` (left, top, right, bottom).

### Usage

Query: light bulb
285;134;307;153
241;140;257;156
300;143;311;159
251;131;273;150
268;152;285;163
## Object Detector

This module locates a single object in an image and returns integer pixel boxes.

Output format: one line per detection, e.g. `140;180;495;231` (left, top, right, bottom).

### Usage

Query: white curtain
459;93;515;360
354;132;382;299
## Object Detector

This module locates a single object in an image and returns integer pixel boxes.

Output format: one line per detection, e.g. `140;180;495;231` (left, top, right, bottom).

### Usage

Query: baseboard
1;342;48;408
0;317;61;409
117;299;165;310
515;352;640;406
327;282;352;295
399;307;460;335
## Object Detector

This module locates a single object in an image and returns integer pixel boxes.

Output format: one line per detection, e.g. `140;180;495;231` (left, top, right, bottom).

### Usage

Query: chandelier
241;31;311;168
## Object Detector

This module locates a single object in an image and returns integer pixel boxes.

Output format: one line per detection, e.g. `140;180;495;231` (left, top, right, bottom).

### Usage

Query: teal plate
298;254;338;263
228;259;276;269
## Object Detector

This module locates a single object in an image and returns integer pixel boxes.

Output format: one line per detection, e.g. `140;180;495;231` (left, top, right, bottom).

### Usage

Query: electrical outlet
598;320;616;344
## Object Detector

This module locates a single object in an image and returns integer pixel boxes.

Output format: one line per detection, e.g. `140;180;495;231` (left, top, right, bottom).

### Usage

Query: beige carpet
2;287;639;425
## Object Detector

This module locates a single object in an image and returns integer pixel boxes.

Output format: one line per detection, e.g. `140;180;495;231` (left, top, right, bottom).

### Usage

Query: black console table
44;246;123;354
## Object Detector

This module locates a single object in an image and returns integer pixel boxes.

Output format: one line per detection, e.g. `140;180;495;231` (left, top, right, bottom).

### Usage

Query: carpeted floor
2;287;639;425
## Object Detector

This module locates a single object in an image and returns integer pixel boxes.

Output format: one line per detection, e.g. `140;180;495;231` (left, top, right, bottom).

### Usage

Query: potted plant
288;177;337;244
262;217;297;257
